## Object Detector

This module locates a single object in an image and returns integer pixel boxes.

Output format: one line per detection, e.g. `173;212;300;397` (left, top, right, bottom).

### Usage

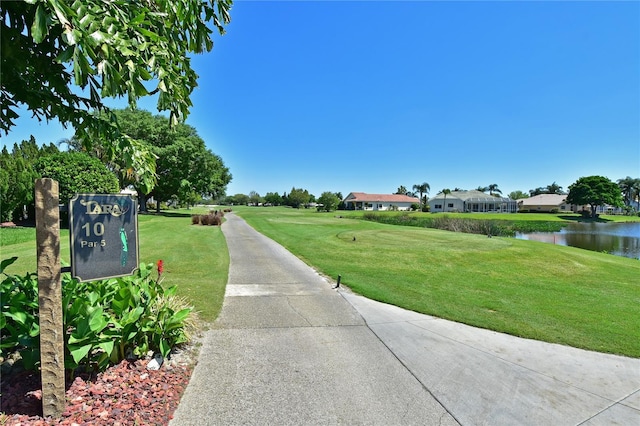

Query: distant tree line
221;188;345;212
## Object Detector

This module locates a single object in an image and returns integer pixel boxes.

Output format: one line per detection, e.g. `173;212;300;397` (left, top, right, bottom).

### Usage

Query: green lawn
233;206;640;358
0;208;228;322
338;209;640;223
3;206;639;357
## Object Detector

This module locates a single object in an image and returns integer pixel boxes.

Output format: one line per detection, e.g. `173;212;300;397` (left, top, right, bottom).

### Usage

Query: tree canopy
83;109;232;211
317;192;341;212
1;0;232;194
0;137;59;222
35;152;120;202
566;176;623;218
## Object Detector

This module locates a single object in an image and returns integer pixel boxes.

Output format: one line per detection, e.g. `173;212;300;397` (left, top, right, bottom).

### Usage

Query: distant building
517;194;573;213
428;190;517;213
343;192;419;211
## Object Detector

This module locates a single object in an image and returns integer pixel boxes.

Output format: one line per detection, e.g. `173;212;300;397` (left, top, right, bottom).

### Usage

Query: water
515;222;640;260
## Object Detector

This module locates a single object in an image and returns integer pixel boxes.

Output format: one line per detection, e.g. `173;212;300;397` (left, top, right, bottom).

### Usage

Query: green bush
1;258;195;374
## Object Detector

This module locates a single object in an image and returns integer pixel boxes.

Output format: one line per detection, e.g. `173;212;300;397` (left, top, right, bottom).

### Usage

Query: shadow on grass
141;210;199;218
557;215;612;223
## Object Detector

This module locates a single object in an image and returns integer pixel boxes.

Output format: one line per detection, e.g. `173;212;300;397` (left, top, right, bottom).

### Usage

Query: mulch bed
1;358;193;425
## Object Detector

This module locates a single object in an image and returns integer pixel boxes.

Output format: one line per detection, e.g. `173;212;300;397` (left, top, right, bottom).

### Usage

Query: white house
428;190;518;213
343;192;419;211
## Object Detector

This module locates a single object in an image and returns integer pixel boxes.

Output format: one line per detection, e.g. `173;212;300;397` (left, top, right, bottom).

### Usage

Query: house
517;194;574;213
428;190;518;213
343;192;419;211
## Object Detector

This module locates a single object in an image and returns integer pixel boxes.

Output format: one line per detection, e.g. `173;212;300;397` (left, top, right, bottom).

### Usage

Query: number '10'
82;222;105;237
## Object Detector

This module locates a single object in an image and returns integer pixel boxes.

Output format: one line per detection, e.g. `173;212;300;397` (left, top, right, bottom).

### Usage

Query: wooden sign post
35;178;65;417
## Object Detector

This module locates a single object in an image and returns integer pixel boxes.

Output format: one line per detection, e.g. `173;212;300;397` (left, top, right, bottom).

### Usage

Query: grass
233;206;640;358
0;208;228;322
3;205;639;356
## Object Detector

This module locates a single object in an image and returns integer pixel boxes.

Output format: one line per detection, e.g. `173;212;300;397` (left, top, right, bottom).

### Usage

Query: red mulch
1;359;193;425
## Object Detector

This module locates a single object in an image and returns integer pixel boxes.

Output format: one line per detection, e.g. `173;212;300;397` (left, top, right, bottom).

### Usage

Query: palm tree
487;184;502;196
545;182;564;195
412;182;430;209
476;185;489;193
617;176;640;207
441;188;451;212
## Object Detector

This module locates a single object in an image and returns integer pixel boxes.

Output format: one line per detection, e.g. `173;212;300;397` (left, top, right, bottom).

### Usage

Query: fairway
234;206;640;358
2;206;638;357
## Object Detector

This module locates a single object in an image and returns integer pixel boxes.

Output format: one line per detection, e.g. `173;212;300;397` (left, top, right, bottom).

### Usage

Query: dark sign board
69;194;139;282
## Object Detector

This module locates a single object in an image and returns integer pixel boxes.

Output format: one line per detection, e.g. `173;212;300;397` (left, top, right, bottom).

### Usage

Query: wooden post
35;178;66;417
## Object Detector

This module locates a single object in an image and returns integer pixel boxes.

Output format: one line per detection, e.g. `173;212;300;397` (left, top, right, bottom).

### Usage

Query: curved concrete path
171;213;640;425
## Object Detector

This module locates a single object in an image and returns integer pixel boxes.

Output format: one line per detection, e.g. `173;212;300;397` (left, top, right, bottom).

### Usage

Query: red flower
157;259;164;276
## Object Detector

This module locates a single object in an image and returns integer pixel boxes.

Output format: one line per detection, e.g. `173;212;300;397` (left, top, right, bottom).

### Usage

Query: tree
34;152;120;202
263;192;281;206
1;0;231;134
566;176;623;218
287;187;311;208
617;176;640;207
412;182;430;210
0;137;59;222
317;192;341;212
2;1;231;199
395;185;408;195
487;184;502;196
225;193;249;206
82;109;231;213
248;191;263;206
545;182;564;195
441;188;451;212
509;190;529;200
476;186;489;193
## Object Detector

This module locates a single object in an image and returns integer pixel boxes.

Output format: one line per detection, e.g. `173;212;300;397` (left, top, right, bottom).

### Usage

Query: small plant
1;258;195;374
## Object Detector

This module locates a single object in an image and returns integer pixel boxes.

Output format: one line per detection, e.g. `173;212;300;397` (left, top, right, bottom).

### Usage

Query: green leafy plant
1;258;195;374
0;257;40;370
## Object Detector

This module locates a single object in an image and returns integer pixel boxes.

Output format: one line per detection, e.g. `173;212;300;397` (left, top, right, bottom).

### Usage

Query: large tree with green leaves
0;137;59;222
287;187;311;208
566;176;623;218
34;152;120;202
317;192;341;212
75;109;231;212
1;0;232;193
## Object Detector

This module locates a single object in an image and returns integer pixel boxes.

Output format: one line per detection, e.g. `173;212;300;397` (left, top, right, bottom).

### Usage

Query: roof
517;194;567;206
344;192;420;203
429;190;513;203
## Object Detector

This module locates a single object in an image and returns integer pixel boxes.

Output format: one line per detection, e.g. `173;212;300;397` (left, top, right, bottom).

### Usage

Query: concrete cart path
170;213;640;425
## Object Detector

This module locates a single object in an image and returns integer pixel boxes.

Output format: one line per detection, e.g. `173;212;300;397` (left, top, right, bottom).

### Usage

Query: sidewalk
170;213;640;425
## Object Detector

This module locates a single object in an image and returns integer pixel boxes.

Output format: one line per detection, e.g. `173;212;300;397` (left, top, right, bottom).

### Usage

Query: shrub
200;214;210;225
210;214;222;226
191;215;200;225
1;259;195;374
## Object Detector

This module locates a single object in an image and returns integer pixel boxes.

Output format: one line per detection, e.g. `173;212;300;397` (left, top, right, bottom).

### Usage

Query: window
435;204;442;209
447;203;454;208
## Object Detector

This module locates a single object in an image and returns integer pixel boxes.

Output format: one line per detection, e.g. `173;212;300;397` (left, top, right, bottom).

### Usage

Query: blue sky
4;0;639;199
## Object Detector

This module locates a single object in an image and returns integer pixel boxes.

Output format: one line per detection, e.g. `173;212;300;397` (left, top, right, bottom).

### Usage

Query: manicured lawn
233;206;640;357
4;205;639;356
338;209;640;223
0;208;228;322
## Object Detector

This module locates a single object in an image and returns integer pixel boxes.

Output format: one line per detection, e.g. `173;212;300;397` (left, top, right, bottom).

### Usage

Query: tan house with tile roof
343;192;419;211
517;194;574;212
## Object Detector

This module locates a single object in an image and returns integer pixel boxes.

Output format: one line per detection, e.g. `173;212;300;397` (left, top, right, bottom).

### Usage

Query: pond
515;222;640;260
